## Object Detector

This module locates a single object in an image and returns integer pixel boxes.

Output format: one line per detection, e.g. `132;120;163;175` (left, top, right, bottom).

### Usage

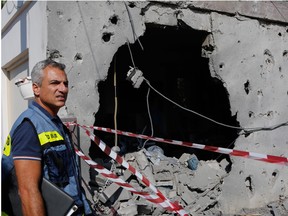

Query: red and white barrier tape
76;124;288;166
75;148;187;214
67;123;188;216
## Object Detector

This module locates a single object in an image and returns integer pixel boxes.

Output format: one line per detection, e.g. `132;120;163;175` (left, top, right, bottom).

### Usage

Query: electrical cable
123;2;144;51
141;87;154;149
113;56;118;147
143;77;288;134
144;78;243;130
126;40;136;69
146;87;154;137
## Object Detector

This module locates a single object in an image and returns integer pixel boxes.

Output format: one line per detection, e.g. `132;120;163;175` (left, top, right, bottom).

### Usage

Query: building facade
2;1;288;214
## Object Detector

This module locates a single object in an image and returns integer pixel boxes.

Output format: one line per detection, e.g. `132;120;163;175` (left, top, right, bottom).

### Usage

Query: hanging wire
125;38;154;149
123;1;144;51
144;78;244;130
141;87;154;149
113;56;118;147
126;39;136;69
144;78;288;134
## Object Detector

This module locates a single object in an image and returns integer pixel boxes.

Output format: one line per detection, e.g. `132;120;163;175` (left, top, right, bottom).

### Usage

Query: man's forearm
20;189;46;216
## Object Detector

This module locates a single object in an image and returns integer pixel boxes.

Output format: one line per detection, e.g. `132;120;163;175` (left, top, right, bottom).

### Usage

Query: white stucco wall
1;1;47;144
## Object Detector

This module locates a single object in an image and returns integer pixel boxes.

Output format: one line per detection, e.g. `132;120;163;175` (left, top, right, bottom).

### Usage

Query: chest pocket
39;131;74;186
43;145;74;186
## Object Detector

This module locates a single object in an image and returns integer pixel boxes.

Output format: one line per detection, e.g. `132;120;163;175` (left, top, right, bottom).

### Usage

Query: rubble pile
91;146;229;216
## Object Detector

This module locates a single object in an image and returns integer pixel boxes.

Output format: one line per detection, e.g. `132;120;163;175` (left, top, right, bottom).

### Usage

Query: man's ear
32;83;40;97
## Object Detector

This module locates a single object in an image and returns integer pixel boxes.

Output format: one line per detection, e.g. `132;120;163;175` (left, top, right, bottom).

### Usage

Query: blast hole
248;111;254;118
110;15;119;25
244;80;250;95
74;53;83;61
128;2;136;8
102;32;112;42
272;170;279;178
245;176;253;192
91;24;239;162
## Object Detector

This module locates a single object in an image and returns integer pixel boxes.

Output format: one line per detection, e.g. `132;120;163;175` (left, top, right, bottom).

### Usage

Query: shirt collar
31;101;59;121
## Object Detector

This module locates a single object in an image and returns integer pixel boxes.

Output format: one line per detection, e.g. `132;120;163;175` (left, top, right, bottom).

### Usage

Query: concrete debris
134;149;156;185
91;146;227;215
117;200;138;216
99;170;132;203
145;145;177;165
91;146;288;215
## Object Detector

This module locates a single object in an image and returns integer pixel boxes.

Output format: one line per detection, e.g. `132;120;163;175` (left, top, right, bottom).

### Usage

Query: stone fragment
178;153;192;165
177;172;193;185
134;150;156;185
219;158;229;170
99;170;132;203
194;195;217;213
95;175;107;187
180;187;196;205
154;169;173;183
156;180;174;187
168;190;177;199
186;160;226;190
117;201;138;216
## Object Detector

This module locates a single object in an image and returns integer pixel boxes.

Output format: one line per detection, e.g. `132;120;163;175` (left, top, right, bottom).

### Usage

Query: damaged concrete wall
208;12;288;212
46;1;288;214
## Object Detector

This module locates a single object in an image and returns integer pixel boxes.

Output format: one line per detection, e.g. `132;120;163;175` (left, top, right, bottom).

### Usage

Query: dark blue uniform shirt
12;101;64;161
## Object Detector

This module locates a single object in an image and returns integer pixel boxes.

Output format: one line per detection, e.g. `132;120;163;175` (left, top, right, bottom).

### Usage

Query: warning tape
66;123;188;216
75;148;187;214
80;124;288;166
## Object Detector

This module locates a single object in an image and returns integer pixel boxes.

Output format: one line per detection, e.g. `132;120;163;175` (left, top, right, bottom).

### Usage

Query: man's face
33;66;69;116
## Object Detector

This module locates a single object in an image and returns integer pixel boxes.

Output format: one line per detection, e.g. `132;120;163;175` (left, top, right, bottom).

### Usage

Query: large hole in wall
89;24;240;162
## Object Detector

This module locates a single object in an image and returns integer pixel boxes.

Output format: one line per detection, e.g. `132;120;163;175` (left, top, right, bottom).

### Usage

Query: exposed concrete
184;1;288;24
46;1;288;214
208;12;288;212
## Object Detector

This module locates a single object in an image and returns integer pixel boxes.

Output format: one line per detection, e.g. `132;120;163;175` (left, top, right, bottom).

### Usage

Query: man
2;59;92;215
